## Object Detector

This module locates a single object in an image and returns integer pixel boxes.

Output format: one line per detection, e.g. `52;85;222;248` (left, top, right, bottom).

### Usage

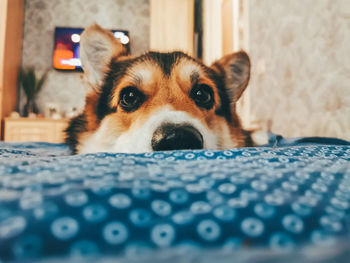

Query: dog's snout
152;124;203;151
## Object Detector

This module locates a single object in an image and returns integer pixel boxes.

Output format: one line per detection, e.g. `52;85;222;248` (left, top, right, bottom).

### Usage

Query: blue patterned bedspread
0;136;350;263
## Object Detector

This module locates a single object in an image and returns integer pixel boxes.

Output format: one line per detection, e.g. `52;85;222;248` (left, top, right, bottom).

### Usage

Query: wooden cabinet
0;0;24;140
4;118;69;143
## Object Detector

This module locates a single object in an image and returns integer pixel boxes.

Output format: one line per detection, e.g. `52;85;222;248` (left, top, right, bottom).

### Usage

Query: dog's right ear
80;24;125;90
210;51;250;106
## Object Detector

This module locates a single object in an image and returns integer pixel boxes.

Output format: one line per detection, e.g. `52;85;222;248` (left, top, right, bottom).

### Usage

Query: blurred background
0;0;349;143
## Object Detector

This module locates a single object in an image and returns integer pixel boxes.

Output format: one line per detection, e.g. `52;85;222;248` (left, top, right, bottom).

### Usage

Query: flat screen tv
53;27;130;71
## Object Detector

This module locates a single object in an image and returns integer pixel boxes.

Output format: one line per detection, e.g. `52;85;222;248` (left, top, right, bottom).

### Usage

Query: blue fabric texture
0;135;350;262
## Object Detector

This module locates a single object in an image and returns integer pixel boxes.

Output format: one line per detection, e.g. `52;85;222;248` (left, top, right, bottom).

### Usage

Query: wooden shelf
0;0;24;140
4;117;69;143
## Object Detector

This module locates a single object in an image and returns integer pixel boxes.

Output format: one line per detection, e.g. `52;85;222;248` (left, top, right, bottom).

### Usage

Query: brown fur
65;24;254;154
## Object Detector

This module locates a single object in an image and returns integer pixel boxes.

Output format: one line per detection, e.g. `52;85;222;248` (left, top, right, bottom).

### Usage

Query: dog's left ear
210;51;250;105
80;23;125;90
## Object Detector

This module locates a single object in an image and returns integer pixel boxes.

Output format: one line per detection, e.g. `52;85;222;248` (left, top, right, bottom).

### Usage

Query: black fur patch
205;66;233;124
96;58;136;121
147;51;186;76
64;113;88;154
242;129;254;147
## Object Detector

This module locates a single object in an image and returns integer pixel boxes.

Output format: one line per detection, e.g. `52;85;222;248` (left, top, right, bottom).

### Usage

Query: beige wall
247;0;350;140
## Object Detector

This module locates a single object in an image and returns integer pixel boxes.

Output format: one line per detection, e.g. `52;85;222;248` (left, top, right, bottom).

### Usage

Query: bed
0;134;350;262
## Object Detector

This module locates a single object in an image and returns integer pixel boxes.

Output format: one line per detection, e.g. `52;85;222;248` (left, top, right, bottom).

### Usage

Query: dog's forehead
174;60;202;83
124;52;205;85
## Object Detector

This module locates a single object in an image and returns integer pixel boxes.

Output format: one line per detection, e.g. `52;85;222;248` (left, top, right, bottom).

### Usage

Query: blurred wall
248;0;350;140
21;0;150;116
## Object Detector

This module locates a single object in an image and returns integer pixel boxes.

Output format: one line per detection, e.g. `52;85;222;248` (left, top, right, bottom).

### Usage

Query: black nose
152;124;203;151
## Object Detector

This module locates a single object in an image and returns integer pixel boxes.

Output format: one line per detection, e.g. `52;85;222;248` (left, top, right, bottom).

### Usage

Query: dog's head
72;24;251;153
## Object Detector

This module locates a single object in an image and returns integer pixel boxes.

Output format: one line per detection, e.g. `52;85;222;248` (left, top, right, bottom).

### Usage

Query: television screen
53;27;130;71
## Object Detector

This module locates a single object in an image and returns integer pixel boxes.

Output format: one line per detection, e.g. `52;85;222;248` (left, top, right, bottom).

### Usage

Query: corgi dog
65;24;262;154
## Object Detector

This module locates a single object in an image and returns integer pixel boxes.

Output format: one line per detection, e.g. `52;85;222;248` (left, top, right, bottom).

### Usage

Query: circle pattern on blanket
83;204;108;223
0;144;350;261
197;219;221;241
109;193;132;209
241;218;264;237
103;221;128;245
151;224;175;247
51;217;79;240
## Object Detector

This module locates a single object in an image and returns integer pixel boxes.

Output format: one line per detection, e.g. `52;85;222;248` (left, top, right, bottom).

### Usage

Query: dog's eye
190;84;214;109
119;86;145;112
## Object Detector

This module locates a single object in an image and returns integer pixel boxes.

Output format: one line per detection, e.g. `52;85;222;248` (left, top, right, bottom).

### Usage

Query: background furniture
150;0;194;55
4;118;68;143
0;0;24;140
